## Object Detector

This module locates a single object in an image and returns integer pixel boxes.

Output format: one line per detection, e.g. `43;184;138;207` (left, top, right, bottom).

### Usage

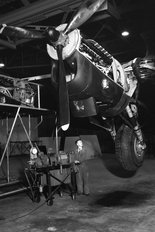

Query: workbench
24;163;77;205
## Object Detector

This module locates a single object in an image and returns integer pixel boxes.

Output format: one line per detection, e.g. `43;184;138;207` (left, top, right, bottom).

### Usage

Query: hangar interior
0;1;155;231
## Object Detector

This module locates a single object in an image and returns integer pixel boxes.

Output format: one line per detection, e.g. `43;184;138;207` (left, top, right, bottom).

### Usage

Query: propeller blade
0;24;44;39
64;0;106;34
57;44;70;131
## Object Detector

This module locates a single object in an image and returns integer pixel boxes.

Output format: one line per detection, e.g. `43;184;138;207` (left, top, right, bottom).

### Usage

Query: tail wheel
115;124;145;171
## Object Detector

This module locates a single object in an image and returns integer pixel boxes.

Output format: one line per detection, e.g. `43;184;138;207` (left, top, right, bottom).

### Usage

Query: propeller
0;0;106;130
64;0;106;34
57;44;70;131
0;24;44;39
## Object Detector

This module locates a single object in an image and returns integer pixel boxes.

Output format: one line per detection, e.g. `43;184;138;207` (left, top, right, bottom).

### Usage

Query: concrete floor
1;156;155;232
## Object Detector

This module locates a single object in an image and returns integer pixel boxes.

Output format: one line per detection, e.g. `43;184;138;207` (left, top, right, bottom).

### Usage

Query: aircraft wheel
47;198;54;206
115;124;145;172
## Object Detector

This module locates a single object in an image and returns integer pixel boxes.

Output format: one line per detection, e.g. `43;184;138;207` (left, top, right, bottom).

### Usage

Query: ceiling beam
0;39;16;49
118;1;155;14
0;0;16;7
83;0;120;24
99;0;120;19
0;0;82;26
20;0;30;7
0;0;113;27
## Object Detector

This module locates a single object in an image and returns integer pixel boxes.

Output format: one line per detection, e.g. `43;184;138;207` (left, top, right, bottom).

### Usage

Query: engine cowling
48;25;131;118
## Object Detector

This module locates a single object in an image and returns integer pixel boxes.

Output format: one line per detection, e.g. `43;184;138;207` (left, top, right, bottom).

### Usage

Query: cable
0;196;47;225
0;167;73;225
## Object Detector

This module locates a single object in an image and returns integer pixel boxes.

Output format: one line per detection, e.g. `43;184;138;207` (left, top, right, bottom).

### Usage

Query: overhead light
0;60;5;68
121;30;130;37
30;147;38;159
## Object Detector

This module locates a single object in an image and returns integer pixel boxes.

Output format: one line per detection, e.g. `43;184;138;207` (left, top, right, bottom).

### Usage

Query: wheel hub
134;139;145;161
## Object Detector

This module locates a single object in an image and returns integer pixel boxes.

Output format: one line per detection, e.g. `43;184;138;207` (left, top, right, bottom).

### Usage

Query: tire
115;124;145;172
101;124;145;178
47;199;54;206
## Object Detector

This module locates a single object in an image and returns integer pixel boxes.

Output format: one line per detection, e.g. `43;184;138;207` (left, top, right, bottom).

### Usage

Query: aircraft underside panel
70;92;130;118
70;96;97;117
98;92;130;117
